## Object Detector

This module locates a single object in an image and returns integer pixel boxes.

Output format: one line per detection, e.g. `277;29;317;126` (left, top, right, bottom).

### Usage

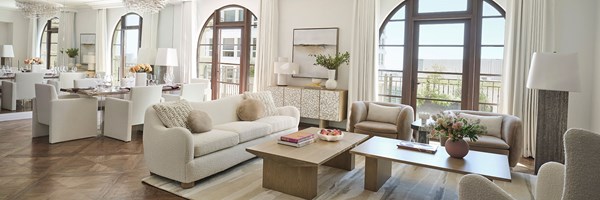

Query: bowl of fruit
318;129;344;142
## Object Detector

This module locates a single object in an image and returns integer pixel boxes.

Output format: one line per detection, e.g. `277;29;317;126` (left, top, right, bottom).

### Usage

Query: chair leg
181;182;195;189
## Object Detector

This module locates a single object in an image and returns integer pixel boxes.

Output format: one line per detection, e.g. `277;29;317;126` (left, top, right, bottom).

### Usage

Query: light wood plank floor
0;120;534;199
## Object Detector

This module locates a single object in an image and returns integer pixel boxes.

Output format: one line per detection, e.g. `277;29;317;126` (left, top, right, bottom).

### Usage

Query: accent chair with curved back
348;101;414;140
1;72;45;110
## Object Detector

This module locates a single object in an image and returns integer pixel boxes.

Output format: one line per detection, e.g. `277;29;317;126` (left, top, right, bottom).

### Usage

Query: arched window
40;18;59;69
379;0;505;113
111;13;142;81
196;5;258;99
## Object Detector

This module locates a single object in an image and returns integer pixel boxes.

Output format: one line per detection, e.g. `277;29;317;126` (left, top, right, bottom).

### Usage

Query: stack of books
278;132;315;147
396;140;438;154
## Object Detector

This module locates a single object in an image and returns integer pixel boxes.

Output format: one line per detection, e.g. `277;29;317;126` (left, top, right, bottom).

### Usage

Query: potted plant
431;112;486;158
310;51;350;89
65;48;79;70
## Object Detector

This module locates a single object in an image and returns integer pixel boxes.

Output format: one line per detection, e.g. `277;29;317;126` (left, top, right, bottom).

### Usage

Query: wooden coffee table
246;127;369;199
350;136;512;191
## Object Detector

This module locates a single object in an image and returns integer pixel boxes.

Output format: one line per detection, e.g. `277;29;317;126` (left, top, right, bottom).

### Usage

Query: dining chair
32;83;98;144
74;78;99;88
163;83;208;102
191;78;212;101
58;72;86;89
1;73;44;110
104;85;163;142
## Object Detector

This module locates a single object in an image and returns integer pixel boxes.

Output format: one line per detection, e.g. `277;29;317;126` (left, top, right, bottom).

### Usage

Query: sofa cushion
193;129;240;157
188;110;212;133
190;95;244;125
214;122;272;143
255;116;297;133
458;113;503;138
466;135;509;150
244;91;277;116
152;100;192;129
237;99;265;121
367;103;400;125
354;121;397;134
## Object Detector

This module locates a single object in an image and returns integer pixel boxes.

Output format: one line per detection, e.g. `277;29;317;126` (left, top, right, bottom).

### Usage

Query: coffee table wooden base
262;151;355;199
364;157;392;191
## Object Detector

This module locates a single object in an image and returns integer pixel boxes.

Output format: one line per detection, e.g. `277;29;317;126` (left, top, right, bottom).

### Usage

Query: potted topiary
310;51;350;89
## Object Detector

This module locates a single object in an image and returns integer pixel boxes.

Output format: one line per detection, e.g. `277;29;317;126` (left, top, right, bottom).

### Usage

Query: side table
411;119;433;144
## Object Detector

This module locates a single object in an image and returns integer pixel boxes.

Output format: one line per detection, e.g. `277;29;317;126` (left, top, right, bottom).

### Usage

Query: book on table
396;140;438;154
280;131;314;143
277;138;315;147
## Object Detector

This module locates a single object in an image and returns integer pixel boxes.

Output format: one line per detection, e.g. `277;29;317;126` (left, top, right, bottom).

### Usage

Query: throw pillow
244;91;277;116
188;110;213;133
152;100;193;129
366;103;401;125
458;113;503;138
237;98;265;121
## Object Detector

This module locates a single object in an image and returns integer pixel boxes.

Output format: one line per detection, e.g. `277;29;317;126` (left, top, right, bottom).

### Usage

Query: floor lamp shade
527;52;580;174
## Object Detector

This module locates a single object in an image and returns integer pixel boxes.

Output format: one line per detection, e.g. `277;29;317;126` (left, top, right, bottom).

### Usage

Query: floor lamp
526;52;581;174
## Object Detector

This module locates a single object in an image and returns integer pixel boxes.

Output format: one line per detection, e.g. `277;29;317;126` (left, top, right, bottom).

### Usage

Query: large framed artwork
292;28;339;79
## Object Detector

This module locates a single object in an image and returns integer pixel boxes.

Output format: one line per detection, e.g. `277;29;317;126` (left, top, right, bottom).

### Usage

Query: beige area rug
142;156;536;200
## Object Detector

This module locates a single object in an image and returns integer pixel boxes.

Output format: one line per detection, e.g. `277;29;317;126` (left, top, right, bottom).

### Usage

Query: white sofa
143;94;300;188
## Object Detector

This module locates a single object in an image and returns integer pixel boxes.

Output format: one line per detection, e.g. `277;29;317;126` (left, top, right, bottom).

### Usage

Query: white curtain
57;11;76;66
95;9;108;73
254;0;279;91
501;0;555;158
347;0;378;126
26;19;38;58
177;1;196;84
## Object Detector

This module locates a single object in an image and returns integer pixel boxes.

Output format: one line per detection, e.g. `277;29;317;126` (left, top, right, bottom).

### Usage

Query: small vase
325;69;337;89
445;139;469;158
135;72;147;86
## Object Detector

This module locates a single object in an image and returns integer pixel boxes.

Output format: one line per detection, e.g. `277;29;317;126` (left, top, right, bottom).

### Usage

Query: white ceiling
0;0;127;10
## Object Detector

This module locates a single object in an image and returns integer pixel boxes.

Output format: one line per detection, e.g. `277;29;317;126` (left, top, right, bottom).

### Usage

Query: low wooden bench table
246;127;369;199
350;136;512;191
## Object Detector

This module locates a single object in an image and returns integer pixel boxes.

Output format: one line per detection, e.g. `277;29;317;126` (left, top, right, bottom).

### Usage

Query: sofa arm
276;106;300;126
536;162;565;200
502;116;523;167
1;81;16;111
458;174;514;200
348;101;367;132
396;105;414;140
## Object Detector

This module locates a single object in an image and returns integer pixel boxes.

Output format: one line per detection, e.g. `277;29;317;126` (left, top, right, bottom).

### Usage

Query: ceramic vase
325;69;337;89
135;72;147;86
445;139;469;158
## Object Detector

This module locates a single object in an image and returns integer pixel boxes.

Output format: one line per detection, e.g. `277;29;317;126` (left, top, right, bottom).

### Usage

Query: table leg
364;157;392;192
263;159;318;199
323;150;355;171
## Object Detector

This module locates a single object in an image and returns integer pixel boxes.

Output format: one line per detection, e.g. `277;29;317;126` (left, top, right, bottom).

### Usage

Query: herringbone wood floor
0;120;534;200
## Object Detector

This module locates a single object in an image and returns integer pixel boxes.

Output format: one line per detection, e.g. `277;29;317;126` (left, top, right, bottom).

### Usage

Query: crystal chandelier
15;0;63;19
123;0;168;14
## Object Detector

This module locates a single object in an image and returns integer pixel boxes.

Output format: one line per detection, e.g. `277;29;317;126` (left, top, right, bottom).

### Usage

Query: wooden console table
268;86;347;128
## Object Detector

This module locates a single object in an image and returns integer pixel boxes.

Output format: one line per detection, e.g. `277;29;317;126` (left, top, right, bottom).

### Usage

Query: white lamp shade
83;55;96;63
155;48;178;67
138;48;157;65
0;45;14;57
527;52;581;92
274;62;300;75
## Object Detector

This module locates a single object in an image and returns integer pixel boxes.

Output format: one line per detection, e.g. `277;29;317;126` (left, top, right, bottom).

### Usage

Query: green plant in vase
65;48;79;71
310;51;350;89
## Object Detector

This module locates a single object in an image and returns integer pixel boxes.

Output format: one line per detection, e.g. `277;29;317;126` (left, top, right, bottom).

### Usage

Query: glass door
214;28;243;99
412;21;468;114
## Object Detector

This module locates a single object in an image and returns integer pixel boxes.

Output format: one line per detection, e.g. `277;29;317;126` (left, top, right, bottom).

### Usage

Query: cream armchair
459;128;600;200
163;83;208;102
1;73;44;110
348;101;414;140
104;85;163;142
32;84;98;144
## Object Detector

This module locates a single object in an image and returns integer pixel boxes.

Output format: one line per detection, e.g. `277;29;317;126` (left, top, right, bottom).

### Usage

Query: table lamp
526;52;581;174
274;57;299;86
0;45;14;67
155;48;178;85
83;54;96;71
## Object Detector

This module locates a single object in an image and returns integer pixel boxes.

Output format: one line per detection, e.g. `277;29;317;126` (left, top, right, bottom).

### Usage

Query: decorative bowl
318;129;344;142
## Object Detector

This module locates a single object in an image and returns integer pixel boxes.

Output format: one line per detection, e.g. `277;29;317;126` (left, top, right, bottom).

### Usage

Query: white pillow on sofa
244;91;277;117
458;113;503;138
366;103;400;125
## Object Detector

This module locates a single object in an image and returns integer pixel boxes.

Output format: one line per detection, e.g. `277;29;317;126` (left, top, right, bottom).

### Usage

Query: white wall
75;9;97;48
592;0;600;132
0;22;11;46
0;8;30;67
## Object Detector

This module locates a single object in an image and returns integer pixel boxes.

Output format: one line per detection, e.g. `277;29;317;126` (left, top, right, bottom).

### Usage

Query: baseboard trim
0;112;32;122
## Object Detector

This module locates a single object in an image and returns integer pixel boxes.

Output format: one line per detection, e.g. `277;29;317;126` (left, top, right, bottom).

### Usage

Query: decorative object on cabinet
80;33;96;71
310;51;350;90
268;86;347;128
526;52;581;174
274;57;299;86
291;28;339;79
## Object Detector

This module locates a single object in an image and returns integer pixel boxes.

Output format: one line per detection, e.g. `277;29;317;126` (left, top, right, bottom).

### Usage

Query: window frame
111;13;143;79
40;17;59;69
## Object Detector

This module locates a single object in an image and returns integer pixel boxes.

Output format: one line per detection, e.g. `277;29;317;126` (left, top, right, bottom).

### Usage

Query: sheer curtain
501;0;555;158
177;1;196;84
26;19;38;58
57;11;76;67
254;0;279;91
95;9;108;73
347;0;378;129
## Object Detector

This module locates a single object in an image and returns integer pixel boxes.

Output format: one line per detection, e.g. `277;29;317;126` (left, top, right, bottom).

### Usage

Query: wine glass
103;74;112;88
95;74;103;89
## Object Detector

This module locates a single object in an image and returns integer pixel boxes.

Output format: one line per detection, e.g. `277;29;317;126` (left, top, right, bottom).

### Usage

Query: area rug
142;156;535;200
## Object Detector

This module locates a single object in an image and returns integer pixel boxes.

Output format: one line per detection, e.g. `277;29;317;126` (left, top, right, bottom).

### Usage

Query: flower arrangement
431;112;486;142
310;52;350;70
24;57;43;65
129;64;153;73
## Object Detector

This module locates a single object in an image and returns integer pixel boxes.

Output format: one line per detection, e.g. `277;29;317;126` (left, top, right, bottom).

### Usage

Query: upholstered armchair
459;128;600;200
58;72;86;89
348;101;414;140
32;84;98;144
163;83;208;102
445;110;523;167
1;73;45;110
104;86;163;142
74;78;99;88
